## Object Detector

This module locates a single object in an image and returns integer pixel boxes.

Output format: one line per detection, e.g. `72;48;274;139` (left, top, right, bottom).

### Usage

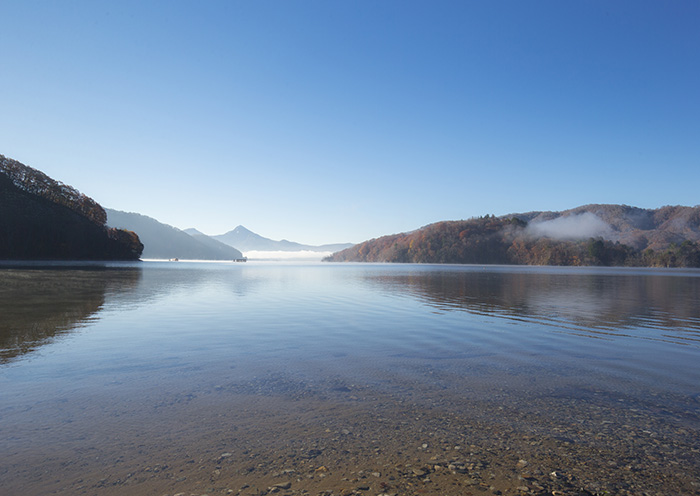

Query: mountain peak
213;226;353;253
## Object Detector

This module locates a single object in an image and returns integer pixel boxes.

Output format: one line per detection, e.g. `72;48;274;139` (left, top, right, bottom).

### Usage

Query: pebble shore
3;367;699;496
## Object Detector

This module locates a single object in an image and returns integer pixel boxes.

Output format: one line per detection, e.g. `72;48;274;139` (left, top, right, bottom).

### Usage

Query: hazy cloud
528;212;615;240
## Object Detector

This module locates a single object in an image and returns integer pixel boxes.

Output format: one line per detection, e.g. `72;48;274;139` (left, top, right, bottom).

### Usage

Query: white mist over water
244;250;333;261
527;212;615;240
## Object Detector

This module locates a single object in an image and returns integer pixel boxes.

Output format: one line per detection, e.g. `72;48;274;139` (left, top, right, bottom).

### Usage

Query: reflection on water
2;263;699;387
0;264;142;363
5;263;699;366
1;263;699;495
0;262;272;364
366;267;700;346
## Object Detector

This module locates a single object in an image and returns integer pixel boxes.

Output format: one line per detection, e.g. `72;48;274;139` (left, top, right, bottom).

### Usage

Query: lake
1;262;699;495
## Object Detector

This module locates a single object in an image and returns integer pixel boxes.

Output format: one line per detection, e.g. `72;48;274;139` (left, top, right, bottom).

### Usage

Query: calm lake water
1;262;699;495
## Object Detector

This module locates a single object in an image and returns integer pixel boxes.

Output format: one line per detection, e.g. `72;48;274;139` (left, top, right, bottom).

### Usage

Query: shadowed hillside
1;155;142;260
326;205;700;267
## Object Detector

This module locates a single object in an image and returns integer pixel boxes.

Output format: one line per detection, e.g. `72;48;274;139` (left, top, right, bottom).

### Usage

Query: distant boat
169;258;179;262
233;257;247;262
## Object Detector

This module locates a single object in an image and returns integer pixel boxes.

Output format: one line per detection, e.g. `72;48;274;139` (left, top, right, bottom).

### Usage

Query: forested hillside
325;206;700;268
1;155;143;260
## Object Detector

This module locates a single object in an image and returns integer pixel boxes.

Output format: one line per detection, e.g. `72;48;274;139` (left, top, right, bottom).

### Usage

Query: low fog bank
244;250;333;261
527;212;616;241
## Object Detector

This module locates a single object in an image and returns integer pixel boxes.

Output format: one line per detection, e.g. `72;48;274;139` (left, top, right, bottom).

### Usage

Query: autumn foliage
1;155;107;225
1;154;143;260
326;215;700;268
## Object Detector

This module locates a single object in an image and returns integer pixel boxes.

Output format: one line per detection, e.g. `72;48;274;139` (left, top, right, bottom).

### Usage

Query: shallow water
1;262;699;495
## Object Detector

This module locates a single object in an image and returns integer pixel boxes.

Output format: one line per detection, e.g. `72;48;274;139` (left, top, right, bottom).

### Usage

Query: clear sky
2;1;699;245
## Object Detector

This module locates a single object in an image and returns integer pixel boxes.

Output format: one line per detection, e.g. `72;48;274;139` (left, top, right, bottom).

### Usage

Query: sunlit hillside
325;205;700;267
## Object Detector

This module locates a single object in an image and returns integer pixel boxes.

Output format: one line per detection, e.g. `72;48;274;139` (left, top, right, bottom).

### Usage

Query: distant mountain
325;204;700;268
213;225;354;253
106;210;243;260
0;154;142;260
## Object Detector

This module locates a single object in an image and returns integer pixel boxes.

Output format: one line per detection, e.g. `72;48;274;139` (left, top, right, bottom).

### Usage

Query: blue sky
2;1;699;245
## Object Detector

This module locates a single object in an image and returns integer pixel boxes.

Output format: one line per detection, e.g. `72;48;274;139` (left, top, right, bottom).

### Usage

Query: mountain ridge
106;209;243;260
